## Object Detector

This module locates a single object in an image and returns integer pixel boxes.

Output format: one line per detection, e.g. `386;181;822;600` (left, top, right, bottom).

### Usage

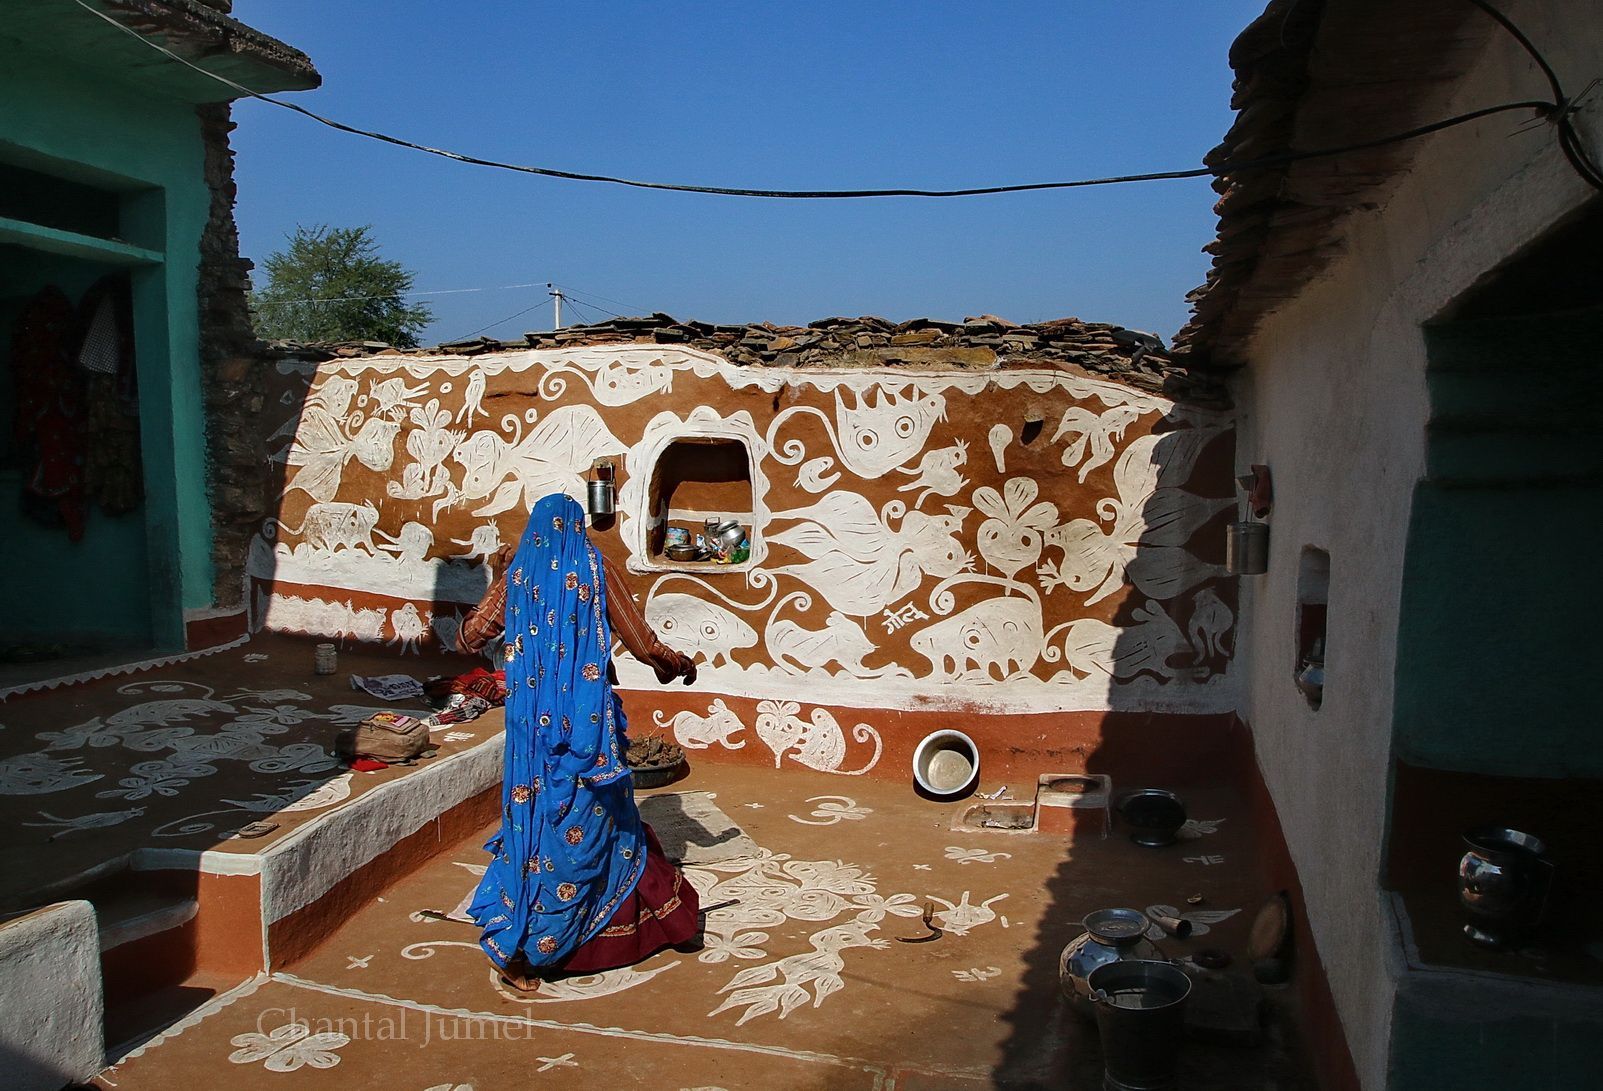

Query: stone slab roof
1173;0;1494;368
268;313;1230;408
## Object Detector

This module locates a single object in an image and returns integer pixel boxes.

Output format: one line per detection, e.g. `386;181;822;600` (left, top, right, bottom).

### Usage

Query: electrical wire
1467;0;1603;192
449;297;551;342
554;284;650;316
552;286;627;320
66;0;1600;198
253;279;549;307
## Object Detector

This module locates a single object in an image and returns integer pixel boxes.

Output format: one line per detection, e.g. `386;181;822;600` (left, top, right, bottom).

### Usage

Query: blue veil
470;493;644;968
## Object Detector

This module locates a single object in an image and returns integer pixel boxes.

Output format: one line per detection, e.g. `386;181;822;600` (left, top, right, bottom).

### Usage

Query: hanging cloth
10;286;87;539
76;275;142;516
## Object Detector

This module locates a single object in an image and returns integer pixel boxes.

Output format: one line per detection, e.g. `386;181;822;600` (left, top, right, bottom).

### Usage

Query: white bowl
913;729;980;797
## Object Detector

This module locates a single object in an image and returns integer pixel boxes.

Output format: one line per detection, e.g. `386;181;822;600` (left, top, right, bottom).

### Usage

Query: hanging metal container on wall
1227;521;1269;575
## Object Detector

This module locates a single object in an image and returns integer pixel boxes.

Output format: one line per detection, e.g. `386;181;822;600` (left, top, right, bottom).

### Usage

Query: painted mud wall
250;344;1238;776
1228;2;1603;1085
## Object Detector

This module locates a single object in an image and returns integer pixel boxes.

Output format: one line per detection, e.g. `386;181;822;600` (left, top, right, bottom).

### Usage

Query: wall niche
1295;546;1329;709
647;436;754;568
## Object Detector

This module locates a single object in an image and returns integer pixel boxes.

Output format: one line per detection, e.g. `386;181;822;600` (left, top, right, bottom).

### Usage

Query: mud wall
251;345;1236;775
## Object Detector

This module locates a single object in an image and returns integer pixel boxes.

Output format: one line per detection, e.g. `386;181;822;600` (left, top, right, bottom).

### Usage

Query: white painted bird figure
24;806;146;840
456;368;487;427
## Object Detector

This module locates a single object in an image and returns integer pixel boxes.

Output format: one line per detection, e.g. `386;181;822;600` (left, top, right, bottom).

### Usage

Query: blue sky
231;2;1265;345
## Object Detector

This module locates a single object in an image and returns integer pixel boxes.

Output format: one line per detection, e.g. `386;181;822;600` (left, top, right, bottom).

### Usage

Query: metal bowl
1117;788;1187;847
664;543;702;563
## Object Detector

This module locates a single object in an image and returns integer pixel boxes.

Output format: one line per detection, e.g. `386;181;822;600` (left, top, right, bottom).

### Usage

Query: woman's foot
496;958;543;993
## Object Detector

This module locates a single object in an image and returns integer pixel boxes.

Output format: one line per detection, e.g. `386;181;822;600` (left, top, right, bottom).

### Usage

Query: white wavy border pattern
0;635;250;702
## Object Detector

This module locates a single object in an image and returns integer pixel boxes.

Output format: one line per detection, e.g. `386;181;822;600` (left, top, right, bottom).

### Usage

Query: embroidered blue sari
469;493;644;968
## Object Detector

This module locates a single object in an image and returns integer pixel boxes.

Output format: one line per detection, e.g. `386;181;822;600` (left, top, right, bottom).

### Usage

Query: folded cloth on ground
424;693;492;728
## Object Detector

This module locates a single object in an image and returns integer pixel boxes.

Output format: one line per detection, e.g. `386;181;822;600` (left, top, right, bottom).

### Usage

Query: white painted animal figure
450;522;503;563
654;700;747;750
768;494;972;617
755;701;883;775
591;355;674;406
909;594;1043;681
895;442;968;508
375;521;434;564
834;386;947;478
1046;598;1194;682
389;602;428;654
1187;587;1235;664
23;806;146;839
268;500;381;557
768;610;876;675
645;594;758;668
349;603;389;643
451;405;623;517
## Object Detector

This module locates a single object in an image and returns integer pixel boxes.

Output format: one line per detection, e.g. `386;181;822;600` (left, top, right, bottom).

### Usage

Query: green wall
0;47;216;648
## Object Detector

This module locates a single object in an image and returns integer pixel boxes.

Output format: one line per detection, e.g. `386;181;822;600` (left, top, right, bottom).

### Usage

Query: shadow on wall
978;421;1315;1089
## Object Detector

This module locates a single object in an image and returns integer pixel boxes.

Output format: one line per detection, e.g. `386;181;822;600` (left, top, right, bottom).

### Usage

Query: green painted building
0;0;317;659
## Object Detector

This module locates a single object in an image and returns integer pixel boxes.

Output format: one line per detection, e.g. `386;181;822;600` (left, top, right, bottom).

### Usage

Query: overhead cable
67;0;1599;198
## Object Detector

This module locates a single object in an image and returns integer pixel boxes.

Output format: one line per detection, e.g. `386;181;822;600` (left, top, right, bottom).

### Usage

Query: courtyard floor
90;762;1312;1089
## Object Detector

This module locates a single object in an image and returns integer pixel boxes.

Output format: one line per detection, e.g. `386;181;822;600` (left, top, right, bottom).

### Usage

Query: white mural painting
1035;430;1232;606
896;442;969;509
449;406;624;517
768;385;948;481
911;590;1044;682
766;495;973;619
654;700;747;751
259;346;1238;714
753;700;882;775
656;701;881;775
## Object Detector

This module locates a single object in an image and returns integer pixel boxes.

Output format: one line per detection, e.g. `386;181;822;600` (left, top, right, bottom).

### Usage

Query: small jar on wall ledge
1295;637;1325;709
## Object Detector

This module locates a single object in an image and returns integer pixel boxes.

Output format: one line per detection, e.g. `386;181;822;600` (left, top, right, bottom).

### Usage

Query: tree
250;224;433;346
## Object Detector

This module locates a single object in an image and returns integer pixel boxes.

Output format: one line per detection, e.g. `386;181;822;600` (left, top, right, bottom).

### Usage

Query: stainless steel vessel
1459;826;1554;948
1059;908;1167;1020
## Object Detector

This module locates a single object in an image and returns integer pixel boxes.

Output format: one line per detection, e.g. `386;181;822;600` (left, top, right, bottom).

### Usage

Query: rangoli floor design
0;634;493;911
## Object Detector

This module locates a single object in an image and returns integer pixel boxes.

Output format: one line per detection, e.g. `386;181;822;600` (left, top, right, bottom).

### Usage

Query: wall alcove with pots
1295;546;1329;709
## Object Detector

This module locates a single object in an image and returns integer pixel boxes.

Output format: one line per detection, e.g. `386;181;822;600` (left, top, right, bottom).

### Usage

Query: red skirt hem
557;822;699;974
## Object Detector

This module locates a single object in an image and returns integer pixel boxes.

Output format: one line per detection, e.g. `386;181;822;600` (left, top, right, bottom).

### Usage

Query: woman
457;492;699;988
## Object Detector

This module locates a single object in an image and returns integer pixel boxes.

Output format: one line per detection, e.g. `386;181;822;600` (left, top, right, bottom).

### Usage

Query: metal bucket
587;478;616;517
1226;521;1269;575
1088;959;1192;1091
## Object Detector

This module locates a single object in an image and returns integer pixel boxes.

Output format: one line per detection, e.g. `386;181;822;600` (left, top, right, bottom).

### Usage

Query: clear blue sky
231;1;1265;346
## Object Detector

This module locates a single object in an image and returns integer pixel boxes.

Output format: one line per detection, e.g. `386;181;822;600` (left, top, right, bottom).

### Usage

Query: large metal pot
1059;908;1167;1020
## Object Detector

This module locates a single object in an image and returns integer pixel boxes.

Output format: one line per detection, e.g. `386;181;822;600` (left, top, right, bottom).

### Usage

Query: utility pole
547;282;564;329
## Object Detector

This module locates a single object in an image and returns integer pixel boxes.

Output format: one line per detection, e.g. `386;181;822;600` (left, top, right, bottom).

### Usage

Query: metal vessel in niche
1458;826;1554;949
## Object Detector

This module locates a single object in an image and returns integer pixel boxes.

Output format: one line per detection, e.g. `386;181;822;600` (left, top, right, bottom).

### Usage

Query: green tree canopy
250;224;433;346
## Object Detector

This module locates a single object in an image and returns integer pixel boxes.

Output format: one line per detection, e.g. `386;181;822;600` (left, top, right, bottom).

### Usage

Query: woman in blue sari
458;492;699;988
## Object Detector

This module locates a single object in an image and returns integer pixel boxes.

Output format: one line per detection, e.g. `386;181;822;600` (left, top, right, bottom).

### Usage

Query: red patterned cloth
557;823;700;974
424;667;506;705
10;287;87;539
